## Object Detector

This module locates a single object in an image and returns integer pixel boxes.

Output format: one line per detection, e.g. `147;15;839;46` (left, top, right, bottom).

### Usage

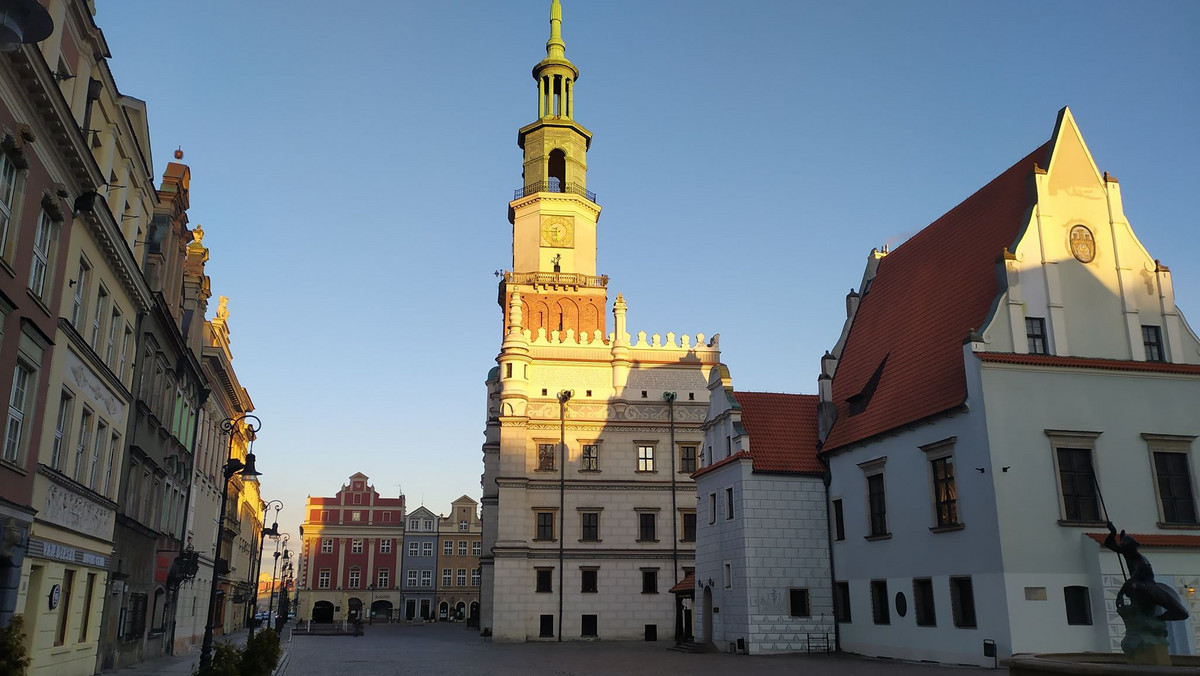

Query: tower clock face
541;218;575;247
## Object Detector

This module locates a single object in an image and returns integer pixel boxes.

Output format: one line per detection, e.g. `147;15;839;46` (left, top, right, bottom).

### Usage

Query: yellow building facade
480;1;721;641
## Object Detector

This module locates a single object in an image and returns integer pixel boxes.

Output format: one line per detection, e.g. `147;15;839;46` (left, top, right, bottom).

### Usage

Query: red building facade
298;473;405;623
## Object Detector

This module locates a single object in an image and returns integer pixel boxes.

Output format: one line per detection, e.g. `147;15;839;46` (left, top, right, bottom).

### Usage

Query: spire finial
546;0;566;60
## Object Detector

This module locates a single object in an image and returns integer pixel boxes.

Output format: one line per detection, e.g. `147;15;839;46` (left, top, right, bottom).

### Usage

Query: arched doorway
312;601;334;624
455;602;466;622
438;601;449;621
347;597;363;622
702;587;714;646
548;149;566;190
371;600;393;623
468;601;480;628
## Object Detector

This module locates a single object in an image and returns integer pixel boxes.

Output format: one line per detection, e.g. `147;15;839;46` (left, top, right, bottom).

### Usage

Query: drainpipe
817;451;840;652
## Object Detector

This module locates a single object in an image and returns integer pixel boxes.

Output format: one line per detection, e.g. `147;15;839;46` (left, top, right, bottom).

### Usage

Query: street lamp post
556;389;572;643
276;560;293;633
199;415;263;671
267;534;289;626
248;500;281;638
368;584;376;624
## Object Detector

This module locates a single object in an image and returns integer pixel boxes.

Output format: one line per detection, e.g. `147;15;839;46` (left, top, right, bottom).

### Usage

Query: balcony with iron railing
503;270;608;289
514;178;596;203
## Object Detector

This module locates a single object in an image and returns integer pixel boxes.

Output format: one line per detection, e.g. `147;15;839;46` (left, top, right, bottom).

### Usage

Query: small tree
0;616;32;676
194;642;240;676
240;628;281;676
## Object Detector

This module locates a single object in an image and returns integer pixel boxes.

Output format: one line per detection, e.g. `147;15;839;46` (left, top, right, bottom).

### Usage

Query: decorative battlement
519;326;719;352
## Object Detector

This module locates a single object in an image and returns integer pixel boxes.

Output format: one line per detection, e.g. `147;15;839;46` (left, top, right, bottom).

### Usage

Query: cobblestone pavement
282;623;997;676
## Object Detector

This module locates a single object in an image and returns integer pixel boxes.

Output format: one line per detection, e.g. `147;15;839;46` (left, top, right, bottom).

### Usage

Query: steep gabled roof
823;141;1051;452
733;391;822;474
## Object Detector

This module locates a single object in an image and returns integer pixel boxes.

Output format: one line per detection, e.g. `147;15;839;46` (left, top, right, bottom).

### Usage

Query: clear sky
94;1;1200;540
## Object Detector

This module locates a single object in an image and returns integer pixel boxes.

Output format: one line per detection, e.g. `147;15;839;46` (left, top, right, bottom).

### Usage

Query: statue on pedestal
1104;522;1189;666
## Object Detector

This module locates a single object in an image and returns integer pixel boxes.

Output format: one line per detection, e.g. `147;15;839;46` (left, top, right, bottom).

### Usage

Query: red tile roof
822;142;1051;452
669;571;696;594
978;352;1200;375
734;391;823;475
1085;532;1200;548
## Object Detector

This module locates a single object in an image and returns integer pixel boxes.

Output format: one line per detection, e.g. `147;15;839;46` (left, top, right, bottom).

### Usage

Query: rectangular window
0;152;18;256
581;443;598;471
351;511;361;522
679;445;696;473
408;542;419;556
867;473;888;536
913;578;936;627
723;562;732;589
1064;585;1092;625
28;211;55;298
950;576;977;628
458;541;467;556
119;325;132;380
581;614;597;637
377;569;389;588
681;512;696;542
318;569;331;589
442;569;452;586
79;573;96;642
832;499;845;541
789;588;810;617
70;260;89;327
3;363;33;463
349;569;361;588
637;445;655;472
539;614;554;638
321;539;333;554
638;512;656;542
421;542;433;556
90;286;108;350
581;512;599;541
725;487;734;520
456;568;466;586
536;568;552;593
55;569;75;646
536;512;555;541
90;420;107;488
642;569;658;594
471;568;480;586
1154;451;1198;525
472;541;481;556
581;568;598;593
51;390;73;469
871;580;890;624
380;539;392;554
931;456;958;527
106;306;121;366
1143;325;1164;362
443;540;453;556
537;443;556;471
420;570;431;587
351;539;363;554
709;493;716;524
1026;317;1048;355
458;520;467;531
834;581;851;622
407;570;418;587
1057;447;1100;522
104;433;118;497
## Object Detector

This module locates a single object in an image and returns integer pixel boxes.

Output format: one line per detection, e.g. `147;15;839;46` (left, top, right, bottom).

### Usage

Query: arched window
151;587;166;631
548;149;566;191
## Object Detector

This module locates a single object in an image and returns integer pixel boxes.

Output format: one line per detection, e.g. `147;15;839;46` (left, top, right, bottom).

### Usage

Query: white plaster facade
822;109;1200;666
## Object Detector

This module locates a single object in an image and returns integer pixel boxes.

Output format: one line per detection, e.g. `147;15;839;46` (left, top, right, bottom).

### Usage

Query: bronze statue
1104;522;1188;664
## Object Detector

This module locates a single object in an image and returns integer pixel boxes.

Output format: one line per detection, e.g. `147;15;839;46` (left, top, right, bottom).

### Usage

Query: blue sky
95;1;1200;537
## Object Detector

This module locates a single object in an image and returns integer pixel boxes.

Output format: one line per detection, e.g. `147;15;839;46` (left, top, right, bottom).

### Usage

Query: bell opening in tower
548;149;566;192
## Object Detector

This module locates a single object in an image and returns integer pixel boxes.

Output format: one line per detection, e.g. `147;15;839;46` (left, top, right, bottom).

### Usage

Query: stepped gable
733;391;821;474
823;141;1051;452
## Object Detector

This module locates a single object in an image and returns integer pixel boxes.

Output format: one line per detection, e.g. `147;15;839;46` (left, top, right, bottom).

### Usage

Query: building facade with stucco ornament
479;0;721;642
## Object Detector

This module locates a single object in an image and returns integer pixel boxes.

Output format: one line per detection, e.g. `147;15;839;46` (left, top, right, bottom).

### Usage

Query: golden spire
546;0;566;61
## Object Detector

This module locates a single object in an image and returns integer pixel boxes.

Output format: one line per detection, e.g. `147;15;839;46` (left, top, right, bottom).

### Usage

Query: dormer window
848;355;888;416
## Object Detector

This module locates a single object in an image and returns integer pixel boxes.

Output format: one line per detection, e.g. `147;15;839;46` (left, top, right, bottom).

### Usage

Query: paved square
283;624;996;675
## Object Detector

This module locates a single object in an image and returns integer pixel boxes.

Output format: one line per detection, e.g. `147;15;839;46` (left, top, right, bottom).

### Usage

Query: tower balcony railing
514;178;596;203
504;271;608;288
